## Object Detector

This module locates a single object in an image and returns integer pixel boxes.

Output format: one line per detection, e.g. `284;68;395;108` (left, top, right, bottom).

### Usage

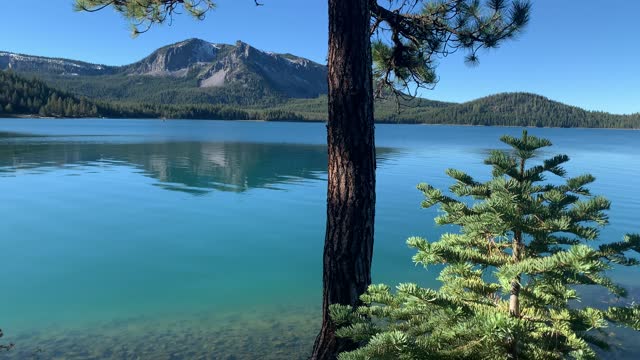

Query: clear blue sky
1;0;638;114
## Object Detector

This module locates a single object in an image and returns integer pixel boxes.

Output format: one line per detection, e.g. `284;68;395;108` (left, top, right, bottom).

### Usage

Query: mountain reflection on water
0;134;396;194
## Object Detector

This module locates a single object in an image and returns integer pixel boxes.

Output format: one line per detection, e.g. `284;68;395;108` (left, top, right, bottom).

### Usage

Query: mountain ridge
0;51;114;76
0;38;328;101
1;39;639;128
2;68;637;128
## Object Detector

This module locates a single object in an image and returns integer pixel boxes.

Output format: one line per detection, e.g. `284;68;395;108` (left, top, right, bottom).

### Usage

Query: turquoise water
0;119;639;359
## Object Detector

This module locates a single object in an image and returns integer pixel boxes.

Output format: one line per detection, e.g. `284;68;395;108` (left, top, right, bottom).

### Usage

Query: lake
1;119;639;359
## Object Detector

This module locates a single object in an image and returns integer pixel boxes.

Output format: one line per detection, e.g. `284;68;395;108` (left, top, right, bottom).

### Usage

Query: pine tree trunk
508;230;523;359
509;231;522;318
309;0;375;359
510;157;526;319
509;156;526;359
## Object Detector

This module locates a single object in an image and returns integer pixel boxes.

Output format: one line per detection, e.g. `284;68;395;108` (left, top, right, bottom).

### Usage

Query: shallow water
1;119;639;359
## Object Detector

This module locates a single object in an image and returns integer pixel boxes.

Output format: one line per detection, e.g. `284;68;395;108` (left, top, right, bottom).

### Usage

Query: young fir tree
332;131;640;360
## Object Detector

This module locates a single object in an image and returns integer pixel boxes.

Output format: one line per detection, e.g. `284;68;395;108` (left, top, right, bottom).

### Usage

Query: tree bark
310;0;375;359
510;157;526;319
508;230;523;359
509;231;522;318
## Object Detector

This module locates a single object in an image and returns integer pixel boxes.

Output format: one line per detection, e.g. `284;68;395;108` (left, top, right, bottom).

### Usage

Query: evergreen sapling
333;131;640;360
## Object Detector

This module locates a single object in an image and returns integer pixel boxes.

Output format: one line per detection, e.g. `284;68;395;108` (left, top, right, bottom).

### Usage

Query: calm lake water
1;119;639;359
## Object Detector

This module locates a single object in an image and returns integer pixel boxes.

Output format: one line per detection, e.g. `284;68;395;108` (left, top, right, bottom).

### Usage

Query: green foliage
0;70;305;121
268;93;640;128
0;70;99;117
75;0;215;36
35;70;286;107
4;70;640;128
400;93;640;128
333;131;640;359
370;0;530;96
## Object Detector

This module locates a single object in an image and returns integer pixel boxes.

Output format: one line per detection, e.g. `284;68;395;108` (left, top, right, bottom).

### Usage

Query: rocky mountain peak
1;39;328;99
123;38;220;76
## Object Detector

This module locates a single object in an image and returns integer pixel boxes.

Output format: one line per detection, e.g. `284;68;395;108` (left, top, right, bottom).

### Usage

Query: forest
2;69;640;128
0;71;302;121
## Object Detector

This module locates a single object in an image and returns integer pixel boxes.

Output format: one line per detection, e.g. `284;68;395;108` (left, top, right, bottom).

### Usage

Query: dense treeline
277;93;640;128
36;71;286;107
2;70;639;128
0;70;303;121
398;93;640;128
99;102;305;121
0;71;99;117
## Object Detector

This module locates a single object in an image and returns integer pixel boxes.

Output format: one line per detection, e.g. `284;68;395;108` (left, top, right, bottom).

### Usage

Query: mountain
1;39;639;128
0;51;114;76
3;68;637;128
0;69;309;121
1;39;327;105
123;39;326;97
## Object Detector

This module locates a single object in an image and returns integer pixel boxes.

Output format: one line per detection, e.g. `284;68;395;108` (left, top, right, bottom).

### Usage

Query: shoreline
1;115;639;131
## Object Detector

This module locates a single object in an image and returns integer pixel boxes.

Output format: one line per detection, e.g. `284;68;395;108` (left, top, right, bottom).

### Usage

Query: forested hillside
0;70;99;117
2;70;639;128
35;72;287;107
0;70;302;121
273;93;640;128
3;39;640;128
407;93;640;128
2;39;327;105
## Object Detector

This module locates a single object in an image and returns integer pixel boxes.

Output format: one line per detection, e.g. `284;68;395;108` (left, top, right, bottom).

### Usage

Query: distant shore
1;115;639;130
